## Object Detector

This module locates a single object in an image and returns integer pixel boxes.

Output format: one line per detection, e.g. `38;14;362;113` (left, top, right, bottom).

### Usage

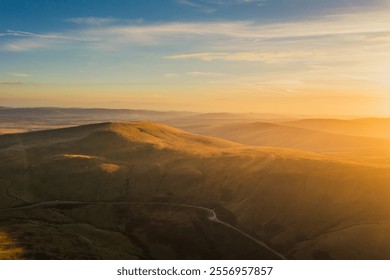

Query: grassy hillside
1;122;390;259
284;118;390;139
177;121;390;166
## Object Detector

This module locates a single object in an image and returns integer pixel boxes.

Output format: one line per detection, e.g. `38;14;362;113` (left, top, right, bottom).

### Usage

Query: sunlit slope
0;122;239;205
177;121;390;165
284;118;390;139
1;122;390;259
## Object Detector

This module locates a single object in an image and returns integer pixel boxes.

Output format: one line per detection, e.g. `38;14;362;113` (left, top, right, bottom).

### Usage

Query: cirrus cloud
66;17;117;25
165;51;326;63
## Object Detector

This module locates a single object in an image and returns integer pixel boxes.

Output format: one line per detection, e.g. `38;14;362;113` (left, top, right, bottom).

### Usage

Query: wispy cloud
0;29;86;52
202;0;268;6
177;0;268;12
1;9;389;96
66;17;117;25
177;0;216;13
4;40;48;52
166;51;325;63
0;82;26;85
164;73;180;79
75;11;390;55
187;71;223;77
164;71;223;79
88;21;252;41
2;11;390;52
10;73;31;77
4;30;69;39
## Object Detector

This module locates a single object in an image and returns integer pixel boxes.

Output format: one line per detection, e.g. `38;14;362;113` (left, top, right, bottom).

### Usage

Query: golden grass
63;154;95;159
0;230;23;260
99;163;120;173
0;129;27;135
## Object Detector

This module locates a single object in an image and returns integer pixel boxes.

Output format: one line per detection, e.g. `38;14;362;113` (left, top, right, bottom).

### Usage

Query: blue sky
1;0;385;31
1;0;390;116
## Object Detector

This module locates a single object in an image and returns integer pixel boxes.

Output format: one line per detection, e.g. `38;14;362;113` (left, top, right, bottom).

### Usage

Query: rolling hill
177;121;390;166
284;118;390;139
1;122;390;259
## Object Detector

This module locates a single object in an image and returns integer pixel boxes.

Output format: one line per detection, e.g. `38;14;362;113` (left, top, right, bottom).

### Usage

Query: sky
1;0;390;116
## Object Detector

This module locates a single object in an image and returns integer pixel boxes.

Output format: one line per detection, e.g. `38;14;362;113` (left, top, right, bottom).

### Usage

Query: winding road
0;200;286;260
